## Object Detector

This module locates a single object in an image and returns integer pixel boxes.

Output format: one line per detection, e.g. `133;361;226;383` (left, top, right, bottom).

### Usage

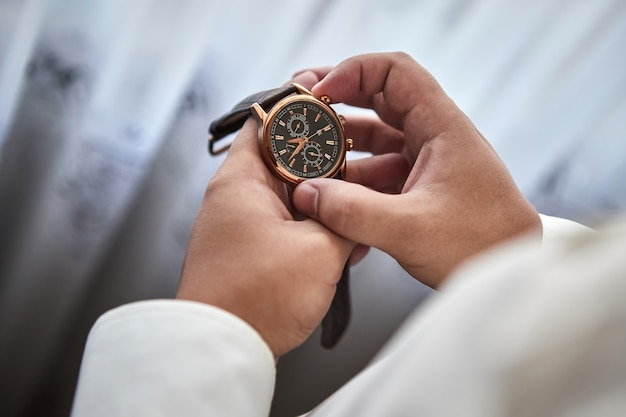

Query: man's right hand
293;52;542;289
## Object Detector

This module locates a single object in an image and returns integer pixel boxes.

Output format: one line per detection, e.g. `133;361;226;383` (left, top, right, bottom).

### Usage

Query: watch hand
306;125;330;140
287;138;304;143
306;130;321;140
291;129;322;161
289;140;306;161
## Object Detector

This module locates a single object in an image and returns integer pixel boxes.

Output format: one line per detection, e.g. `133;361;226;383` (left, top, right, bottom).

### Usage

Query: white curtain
0;1;624;416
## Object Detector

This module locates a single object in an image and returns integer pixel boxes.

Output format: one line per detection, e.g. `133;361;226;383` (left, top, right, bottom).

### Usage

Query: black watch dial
267;97;344;182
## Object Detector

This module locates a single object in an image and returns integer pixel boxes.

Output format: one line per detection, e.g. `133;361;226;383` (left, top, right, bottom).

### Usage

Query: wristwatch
208;83;353;348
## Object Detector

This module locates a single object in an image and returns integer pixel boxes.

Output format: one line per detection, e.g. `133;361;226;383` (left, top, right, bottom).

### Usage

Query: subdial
287;113;309;138
302;142;323;167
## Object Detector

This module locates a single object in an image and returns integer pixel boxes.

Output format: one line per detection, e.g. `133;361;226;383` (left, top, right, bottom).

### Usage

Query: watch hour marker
325;140;336;145
279;120;286;126
303;108;307;116
303;164;307;173
275;135;284;140
324;153;331;160
279;149;288;156
289;110;294;115
323;124;331;131
289;159;295;167
315;113;321;122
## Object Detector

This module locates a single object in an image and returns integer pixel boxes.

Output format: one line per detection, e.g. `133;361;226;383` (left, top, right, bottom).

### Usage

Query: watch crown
346;138;354;151
320;95;331;105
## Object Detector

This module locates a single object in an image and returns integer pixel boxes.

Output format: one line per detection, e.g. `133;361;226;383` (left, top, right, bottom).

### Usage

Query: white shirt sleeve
306;217;626;416
70;299;276;417
540;213;593;246
72;214;617;417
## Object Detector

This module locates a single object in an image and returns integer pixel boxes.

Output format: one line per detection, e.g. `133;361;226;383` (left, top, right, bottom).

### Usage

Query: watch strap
208;84;299;155
321;261;351;348
321;169;351;348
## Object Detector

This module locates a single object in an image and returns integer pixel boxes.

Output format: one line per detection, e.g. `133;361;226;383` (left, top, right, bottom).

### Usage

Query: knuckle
321;185;358;234
204;174;229;200
389;51;414;63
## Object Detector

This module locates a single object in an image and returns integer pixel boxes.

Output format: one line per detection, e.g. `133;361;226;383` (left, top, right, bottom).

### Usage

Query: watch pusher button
346;138;354;151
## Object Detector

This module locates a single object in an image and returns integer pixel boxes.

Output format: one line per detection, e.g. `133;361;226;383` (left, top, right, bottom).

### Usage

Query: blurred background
0;0;625;416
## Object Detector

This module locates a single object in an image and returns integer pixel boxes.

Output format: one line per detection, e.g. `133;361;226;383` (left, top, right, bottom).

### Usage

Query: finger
217;119;292;208
286;70;321;90
344;153;409;192
331;92;406;129
293;66;333;81
292;178;415;253
219;119;263;177
311;52;459;143
300;216;356;254
294;217;357;289
344;114;404;155
350;244;370;266
311;52;431;112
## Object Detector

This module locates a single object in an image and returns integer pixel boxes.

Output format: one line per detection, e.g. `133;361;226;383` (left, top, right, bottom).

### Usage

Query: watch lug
341;161;348;179
292;82;313;96
251;102;267;122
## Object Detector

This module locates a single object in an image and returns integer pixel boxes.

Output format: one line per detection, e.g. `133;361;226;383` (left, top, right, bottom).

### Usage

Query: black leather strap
321;262;351;348
320;169;350;348
208;84;299;154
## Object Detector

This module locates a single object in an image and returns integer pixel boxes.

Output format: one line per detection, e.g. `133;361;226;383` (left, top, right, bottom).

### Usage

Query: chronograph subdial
302;142;323;167
287;113;309;138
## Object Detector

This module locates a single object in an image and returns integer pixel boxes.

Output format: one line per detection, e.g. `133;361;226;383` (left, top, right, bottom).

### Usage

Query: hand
292;52;542;289
177;73;354;358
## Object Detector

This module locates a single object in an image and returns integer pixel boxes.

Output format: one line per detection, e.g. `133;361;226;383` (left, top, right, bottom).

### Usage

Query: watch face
263;95;345;183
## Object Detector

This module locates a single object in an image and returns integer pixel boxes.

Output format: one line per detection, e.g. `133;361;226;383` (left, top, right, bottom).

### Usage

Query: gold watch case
251;83;352;185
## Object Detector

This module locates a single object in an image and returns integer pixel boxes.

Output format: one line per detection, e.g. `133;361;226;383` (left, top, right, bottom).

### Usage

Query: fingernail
295;183;319;217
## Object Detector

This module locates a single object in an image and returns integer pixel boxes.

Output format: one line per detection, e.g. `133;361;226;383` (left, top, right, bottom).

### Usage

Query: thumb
293;179;405;251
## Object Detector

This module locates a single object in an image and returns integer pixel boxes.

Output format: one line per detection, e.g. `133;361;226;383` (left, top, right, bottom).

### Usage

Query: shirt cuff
71;299;276;417
540;213;593;249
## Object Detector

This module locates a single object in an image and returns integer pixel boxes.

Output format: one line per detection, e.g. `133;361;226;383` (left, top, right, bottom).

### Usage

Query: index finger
311;52;462;145
218;119;272;183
